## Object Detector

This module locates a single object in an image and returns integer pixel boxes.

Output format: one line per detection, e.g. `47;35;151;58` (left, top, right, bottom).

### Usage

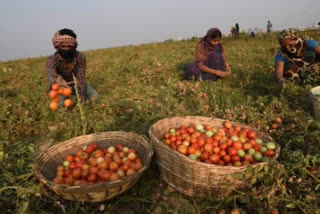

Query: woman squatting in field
274;28;320;93
184;28;231;81
46;29;99;106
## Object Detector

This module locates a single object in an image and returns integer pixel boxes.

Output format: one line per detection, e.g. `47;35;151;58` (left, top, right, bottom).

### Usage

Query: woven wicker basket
149;116;280;197
34;132;153;202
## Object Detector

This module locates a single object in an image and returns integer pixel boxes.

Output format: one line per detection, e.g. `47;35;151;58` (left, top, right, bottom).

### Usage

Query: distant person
231;26;236;38
267;21;273;34
46;28;99;106
250;31;255;38
184;28;231;81
274;28;320;92
235;23;240;38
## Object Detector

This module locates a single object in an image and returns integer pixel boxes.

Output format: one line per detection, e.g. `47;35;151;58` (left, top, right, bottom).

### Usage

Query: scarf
52;31;78;50
195;28;222;63
277;28;312;68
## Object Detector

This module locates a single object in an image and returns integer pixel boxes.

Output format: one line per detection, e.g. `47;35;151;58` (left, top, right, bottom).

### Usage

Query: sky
0;0;319;61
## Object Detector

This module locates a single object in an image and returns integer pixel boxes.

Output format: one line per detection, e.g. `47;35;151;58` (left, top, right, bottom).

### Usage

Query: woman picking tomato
274;28;320;93
184;28;231;81
46;29;99;106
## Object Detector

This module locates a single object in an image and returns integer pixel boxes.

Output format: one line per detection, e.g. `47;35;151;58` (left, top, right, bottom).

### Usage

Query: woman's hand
216;70;230;78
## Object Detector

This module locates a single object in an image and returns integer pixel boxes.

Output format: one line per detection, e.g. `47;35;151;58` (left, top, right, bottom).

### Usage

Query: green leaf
232;173;243;179
250;175;257;185
286;203;295;209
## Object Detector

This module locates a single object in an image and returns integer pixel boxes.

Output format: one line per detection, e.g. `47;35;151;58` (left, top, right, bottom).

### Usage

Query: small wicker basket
34;132;153;202
149;116;280;197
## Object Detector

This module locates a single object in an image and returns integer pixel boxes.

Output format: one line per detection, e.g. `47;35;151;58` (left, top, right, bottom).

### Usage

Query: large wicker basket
34;132;153;202
149;116;280;197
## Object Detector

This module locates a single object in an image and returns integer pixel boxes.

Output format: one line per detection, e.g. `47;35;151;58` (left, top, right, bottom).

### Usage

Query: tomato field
1;30;320;213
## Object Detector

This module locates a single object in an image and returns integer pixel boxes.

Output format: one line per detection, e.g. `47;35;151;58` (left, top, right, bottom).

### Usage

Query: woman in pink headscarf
184;28;231;81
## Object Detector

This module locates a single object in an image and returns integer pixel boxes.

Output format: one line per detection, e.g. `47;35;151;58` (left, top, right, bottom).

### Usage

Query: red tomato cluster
162;121;277;167
53;143;143;185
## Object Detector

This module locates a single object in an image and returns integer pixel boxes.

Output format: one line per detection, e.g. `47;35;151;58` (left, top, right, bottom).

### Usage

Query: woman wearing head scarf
274;28;320;92
184;28;231;81
46;28;99;106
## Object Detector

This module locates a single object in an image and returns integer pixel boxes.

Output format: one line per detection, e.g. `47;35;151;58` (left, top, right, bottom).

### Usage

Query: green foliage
1;30;320;213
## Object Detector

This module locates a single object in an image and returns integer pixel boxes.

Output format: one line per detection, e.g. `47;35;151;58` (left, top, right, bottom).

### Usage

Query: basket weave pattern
34;132;153;202
149;116;280;196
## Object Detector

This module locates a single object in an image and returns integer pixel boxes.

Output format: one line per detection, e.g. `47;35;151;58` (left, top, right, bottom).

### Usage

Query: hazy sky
1;0;319;61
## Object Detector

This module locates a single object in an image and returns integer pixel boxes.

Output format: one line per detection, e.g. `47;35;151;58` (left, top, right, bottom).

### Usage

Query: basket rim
34;131;154;189
149;116;280;170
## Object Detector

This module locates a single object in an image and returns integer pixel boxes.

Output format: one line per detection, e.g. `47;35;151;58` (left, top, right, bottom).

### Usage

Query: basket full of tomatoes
34;132;153;202
149;116;280;197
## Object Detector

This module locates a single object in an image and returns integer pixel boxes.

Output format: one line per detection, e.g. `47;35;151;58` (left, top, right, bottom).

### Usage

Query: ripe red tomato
223;155;231;163
226;139;233;147
204;124;212;131
264;150;275;157
88;173;97;182
76;149;83;157
219;150;226;157
243;143;252;151
209;154;220;164
187;127;195;134
231;155;240;163
164;139;171;145
190;137;197;144
234;125;241;132
233;142;243;150
85;146;94;154
177;145;188;155
175;140;182;146
179;128;187;134
164;133;171;139
228;147;237;156
91;143;98;150
65;155;74;162
72;168;81;179
197;138;205;146
204;143;213;153
98;170;112;181
212;140;219;147
201;152;210;161
94;150;105;158
242;128;249;133
243;154;254;163
80;152;89;160
74;156;81;162
89;167;99;174
224;121;232;129
214;135;222;141
170;136;177;143
247;131;257;139
253;144;262;152
248;139;256;146
64;175;74;185
69;162;77;170
213;147;220;154
64;169;72;177
238;131;247;138
187;146;196;154
219;143;228;151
